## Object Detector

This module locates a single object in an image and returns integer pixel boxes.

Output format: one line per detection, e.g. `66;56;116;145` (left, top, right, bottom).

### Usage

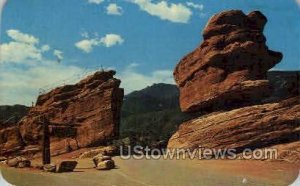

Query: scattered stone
6;157;31;168
56;161;78;173
96;160;115;170
92;155;112;167
17;159;31;168
0;156;7;162
79;146;118;159
6;157;20;167
43;164;57;172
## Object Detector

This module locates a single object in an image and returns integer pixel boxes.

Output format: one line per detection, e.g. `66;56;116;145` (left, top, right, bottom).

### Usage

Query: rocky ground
1;154;299;186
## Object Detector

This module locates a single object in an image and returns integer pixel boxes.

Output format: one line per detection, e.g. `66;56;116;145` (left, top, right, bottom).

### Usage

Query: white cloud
75;39;97;53
117;63;174;94
81;31;89;38
0;61;174;105
1;41;43;63
7;29;39;44
296;0;300;7
53;49;64;61
75;34;124;53
41;45;50;52
106;3;123;15
0;61;84;105
88;0;104;4
129;0;192;23
100;34;124;47
186;2;204;11
0;29;84;105
0;30;49;64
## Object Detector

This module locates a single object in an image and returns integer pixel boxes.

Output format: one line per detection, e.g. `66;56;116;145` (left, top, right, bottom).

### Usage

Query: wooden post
42;116;51;165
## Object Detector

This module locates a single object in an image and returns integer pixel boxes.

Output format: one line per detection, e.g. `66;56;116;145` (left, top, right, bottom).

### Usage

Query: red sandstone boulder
0;126;24;155
56;161;78;172
167;96;300;162
13;70;123;156
174;10;282;112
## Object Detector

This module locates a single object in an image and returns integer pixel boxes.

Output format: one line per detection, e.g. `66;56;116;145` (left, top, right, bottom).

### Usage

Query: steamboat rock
1;70;123;156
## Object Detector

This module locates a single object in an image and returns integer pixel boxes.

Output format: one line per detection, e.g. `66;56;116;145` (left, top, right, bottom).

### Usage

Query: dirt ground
1;152;299;186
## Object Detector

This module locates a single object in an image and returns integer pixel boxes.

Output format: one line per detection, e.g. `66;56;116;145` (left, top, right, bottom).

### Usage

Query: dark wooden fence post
42;116;51;165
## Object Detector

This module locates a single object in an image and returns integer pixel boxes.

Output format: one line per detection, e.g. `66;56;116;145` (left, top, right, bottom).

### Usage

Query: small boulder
92;155;112;167
43;164;56;172
6;158;19;167
79;146;118;159
6;157;31;168
0;156;7;162
56;161;78;173
96;160;115;170
17;159;31;168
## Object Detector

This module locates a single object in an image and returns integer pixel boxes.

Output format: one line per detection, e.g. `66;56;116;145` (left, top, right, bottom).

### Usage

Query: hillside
267;71;300;101
0;105;29;127
120;83;194;146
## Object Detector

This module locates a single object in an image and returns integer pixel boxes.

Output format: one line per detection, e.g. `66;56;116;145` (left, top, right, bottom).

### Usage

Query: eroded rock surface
168;97;300;161
174;10;283;112
0;105;29;156
0;70;123;156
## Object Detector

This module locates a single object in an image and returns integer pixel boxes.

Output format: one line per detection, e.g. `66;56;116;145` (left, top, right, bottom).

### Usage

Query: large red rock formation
174;10;283;112
0;125;24;155
168;96;300;162
169;10;300;162
0;70;123;156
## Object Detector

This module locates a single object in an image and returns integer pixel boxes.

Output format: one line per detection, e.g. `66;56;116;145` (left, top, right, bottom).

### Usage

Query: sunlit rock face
169;10;300;163
174;10;282;112
168;96;300;162
0;70;123;156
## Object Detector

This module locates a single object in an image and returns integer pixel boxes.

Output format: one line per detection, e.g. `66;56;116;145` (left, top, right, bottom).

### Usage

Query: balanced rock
15;70;123;156
96;160;115;170
174;10;282;112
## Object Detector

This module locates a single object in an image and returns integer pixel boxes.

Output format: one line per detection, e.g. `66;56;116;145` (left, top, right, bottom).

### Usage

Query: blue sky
0;0;299;105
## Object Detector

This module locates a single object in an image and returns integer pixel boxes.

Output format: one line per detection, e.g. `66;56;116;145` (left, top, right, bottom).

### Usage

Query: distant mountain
0;105;29;127
122;83;179;116
120;83;194;146
267;71;300;101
